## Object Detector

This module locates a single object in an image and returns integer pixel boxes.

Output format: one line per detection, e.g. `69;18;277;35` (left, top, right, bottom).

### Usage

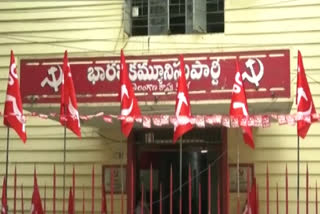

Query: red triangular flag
296;50;316;138
60;50;81;138
101;178;107;214
3;50;27;143
243;179;257;214
229;60;254;148
173;55;193;143
68;187;74;214
31;169;44;214
1;177;7;214
119;50;141;137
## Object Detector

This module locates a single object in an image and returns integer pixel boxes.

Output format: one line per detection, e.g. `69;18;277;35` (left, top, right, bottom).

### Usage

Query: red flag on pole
173;55;193;143
31;169;44;214
1;177;7;214
296;50;316;138
119;50;141;137
68;187;75;214
60;50;81;138
242;179;257;214
3;50;27;143
229;60;254;148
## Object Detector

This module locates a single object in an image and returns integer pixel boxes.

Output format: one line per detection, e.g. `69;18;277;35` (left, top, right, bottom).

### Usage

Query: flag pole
120;135;124;214
179;137;183;204
297;136;300;208
63;116;67;214
237;140;240;214
5;127;10;211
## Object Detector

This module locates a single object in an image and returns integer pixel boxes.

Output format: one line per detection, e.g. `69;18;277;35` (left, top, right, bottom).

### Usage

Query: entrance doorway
130;128;227;214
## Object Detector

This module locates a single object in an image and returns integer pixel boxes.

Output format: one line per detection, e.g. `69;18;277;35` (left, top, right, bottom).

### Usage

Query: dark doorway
133;128;225;214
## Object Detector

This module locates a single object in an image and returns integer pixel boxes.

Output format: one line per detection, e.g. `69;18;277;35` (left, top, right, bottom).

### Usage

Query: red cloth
173;55;193;143
229;60;254;148
1;177;7;214
243;178;258;214
68;187;74;214
296;50;316;138
31;170;44;214
3;50;27;143
60;50;81;138
119;49;141;137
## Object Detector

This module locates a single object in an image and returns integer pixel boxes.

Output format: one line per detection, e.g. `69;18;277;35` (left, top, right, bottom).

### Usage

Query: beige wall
0;0;320;213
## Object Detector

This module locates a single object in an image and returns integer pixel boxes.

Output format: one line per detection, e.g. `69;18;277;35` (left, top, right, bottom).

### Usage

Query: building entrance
131;128;227;214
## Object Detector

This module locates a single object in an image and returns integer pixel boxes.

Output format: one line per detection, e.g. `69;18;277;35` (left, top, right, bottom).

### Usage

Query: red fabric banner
3;50;27;143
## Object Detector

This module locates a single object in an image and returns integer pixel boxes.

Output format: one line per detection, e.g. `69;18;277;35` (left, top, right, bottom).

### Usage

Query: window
124;0;224;36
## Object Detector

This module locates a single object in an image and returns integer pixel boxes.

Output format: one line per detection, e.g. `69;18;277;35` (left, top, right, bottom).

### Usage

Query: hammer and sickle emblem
242;58;264;87
41;65;63;92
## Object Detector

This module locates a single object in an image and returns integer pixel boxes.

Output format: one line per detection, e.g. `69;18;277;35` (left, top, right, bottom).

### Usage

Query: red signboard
20;50;290;104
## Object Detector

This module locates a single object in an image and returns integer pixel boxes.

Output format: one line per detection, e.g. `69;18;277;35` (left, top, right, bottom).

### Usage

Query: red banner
20;50;290;103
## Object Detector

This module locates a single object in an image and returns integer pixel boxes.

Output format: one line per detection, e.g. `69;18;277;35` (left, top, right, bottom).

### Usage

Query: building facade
0;0;320;214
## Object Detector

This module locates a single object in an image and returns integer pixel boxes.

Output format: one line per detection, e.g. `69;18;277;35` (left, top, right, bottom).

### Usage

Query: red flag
1;177;7;214
101;177;107;214
296;50;316;138
60;50;81;138
173;55;193;143
119;50;141;137
31;169;44;214
3;50;27;143
68;187;75;214
229;60;254;148
242;178;257;214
